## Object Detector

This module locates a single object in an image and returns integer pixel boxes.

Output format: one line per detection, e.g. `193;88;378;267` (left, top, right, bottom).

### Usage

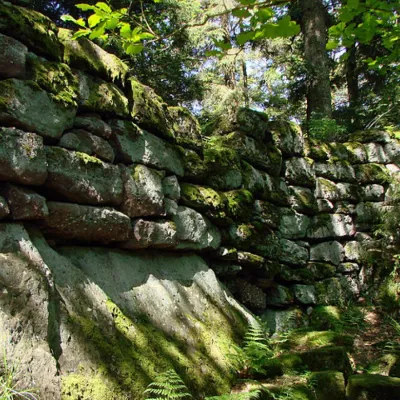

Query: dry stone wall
1;1;399;334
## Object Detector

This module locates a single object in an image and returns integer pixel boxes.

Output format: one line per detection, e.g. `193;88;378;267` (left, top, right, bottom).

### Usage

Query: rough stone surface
0;195;9;219
109;119;184;176
73;114;112;139
0;33;27;78
316;178;360;201
265;285;293;307
59;28;129;84
237;278;267;310
365;142;387;163
384;140;400;163
59;129;115;163
45;146;123;206
0;128;47;186
120;164;165;218
1;184;48;220
289;186;318;215
292;284;316;305
121;219;177;249
253;200;281;229
261;308;307;334
355;163;390;184
164;198;178;216
346;374;400;400
41;201;131;243
237;251;264;268
355;202;385;231
314;161;356;183
316;276;359;305
284;157;315;187
162;175;181;200
76;72;129;117
310;241;344;266
0;79;76;139
307;214;356;239
130;79;174;140
0;1;63;60
174;206;221;250
279;209;310;239
361;184;385;202
269;120;305;156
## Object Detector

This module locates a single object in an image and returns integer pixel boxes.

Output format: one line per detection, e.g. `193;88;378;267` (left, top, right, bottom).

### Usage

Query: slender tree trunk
242;59;249;108
346;43;360;128
301;0;332;120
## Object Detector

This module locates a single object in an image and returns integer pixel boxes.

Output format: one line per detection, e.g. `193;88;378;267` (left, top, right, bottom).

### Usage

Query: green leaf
61;15;86;28
126;44;144;55
236;31;255;45
213;39;232;50
106;18;119;30
76;3;96;11
138;32;155;40
71;29;92;39
276;16;300;37
239;0;256;4
232;9;251;18
120;23;131;39
88;14;102;28
205;50;222;57
89;22;106;39
96;2;112;13
256;7;273;22
326;40;339;50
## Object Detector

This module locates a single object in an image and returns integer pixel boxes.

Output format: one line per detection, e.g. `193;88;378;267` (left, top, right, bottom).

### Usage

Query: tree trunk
301;0;332;120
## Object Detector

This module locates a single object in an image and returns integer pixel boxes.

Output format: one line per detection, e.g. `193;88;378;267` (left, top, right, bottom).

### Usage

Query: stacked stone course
0;1;399;332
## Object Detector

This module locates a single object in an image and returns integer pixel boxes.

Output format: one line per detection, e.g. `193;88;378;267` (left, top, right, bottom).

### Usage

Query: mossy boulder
354;163;390;184
346;374;400;400
0;78;76;139
316;178;360;202
109;119;184;176
349;129;392;144
309;305;342;330
168;106;203;150
269;120;305;156
180;183;229;224
261;307;307;334
314;160;356;183
73;114;112;139
0;127;47;186
308;371;346;400
0;33;27;79
265;285;294;307
0;1;62;60
130;79;175;140
307;214;356;240
45;146;123;206
253;200;281;229
225;189;254;220
41;201;131;243
26;52;78;107
289;186;318;215
284;157;316;188
279;209;310;239
76;72;129;117
0;195;9;219
366;354;399;376
58;28;129;85
179;147;208;182
306;262;337;280
315;276;359;305
277;266;314;284
343;142;368;164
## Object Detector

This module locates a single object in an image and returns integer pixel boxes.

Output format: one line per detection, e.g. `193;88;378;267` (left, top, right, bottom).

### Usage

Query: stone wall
0;1;400;397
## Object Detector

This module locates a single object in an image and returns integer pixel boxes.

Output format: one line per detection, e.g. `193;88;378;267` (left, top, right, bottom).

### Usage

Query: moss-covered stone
343;141;368;164
130;78;175;140
346;374;400;400
26;52;78;107
225;189;254;220
76;72;129;117
269;120;305;156
354;163;391;184
308;371;346;400
168;106;203;150
0;1;62;60
58;28;129;85
309;305;342;330
349;129;392;144
289;186;319;216
0;78;76;139
179;147;208;182
366;354;399;376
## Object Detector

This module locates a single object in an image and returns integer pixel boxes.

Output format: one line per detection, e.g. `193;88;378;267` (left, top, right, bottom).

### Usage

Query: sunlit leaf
232;9;251;18
236;31;254;45
126;44;144;54
326;40;339;50
71;29;92;39
61;15;86;28
76;3;96;11
106;18;119;30
96;2;112;13
88;14;102;28
120;23;131;39
256;7;273;22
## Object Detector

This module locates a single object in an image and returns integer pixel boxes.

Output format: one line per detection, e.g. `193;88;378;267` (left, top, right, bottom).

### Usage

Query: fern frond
144;369;192;400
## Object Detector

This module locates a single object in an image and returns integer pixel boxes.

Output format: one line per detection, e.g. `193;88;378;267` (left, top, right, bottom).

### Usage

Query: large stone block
121;219;177;249
284;157;315;187
307;214;356;239
279;209;310;239
26;52;78;108
346;374;400;400
261;307;307;333
237;278;267;310
0;2;63;60
174;206;221;250
365;142;388;163
41;202;131;243
269;120;305;156
0;128;47;186
0;79;76;139
76;72;129;117
0;33;27;79
316;178;360;201
316;276;360;305
343;141;368;164
361;184;385;202
45;146;123;206
354;163;390;184
253;200;281;229
384;140;400;163
73;114;112;139
314;161;356;183
0;196;9;219
59;129;115;163
130;79;175;140
355;202;386;231
293;284;316;305
265;284;294;307
1;184;48;220
288;186;318;215
310;241;344;265
120;164;165;218
109;119;184;176
58;28;129;85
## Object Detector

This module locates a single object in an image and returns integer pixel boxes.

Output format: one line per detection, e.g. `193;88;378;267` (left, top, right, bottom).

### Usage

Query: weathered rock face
1;2;400;397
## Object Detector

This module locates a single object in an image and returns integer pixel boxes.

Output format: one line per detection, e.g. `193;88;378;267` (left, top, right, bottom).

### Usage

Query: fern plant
231;318;273;378
144;369;192;400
